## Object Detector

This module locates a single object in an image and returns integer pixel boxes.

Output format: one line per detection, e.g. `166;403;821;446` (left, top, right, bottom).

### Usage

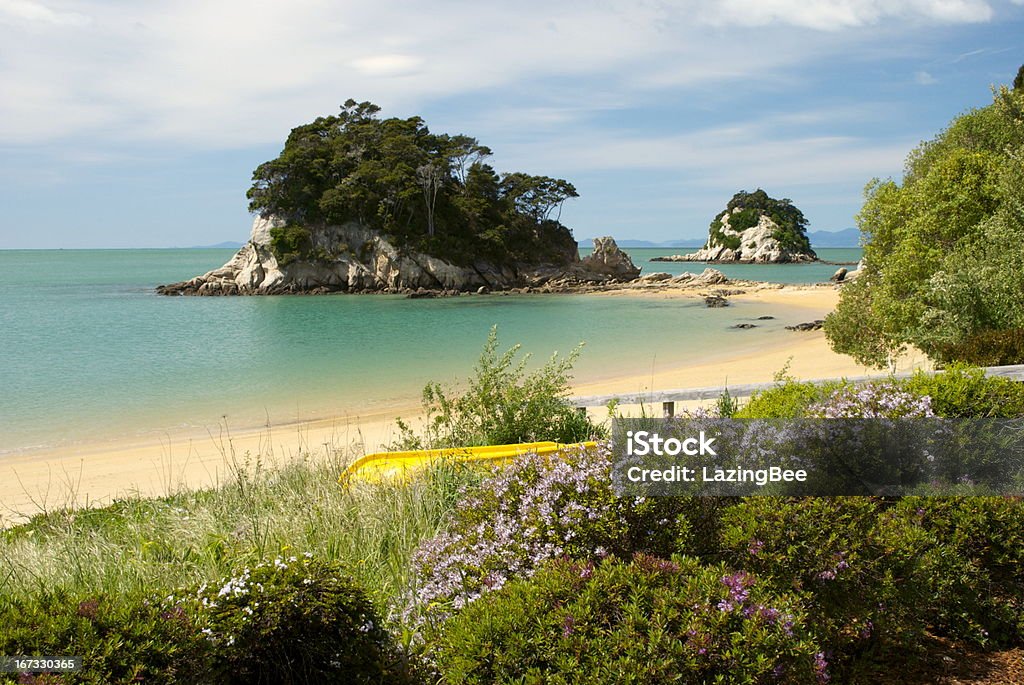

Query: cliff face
664;210;817;264
157;218;639;295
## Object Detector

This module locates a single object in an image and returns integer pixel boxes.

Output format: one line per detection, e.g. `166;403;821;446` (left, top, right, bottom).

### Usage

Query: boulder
638;271;672;282
786;320;825;331
705;295;729;308
731;323;757;329
576;236;641;280
694;268;729;285
830;267;848;282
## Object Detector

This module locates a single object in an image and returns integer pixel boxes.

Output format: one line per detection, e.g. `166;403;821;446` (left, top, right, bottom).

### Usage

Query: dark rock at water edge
786;320;825;331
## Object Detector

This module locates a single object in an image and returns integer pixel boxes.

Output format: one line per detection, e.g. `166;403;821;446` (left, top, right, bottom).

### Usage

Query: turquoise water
0;248;859;454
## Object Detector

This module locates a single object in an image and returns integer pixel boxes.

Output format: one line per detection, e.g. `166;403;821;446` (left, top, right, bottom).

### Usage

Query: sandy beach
0;285;929;527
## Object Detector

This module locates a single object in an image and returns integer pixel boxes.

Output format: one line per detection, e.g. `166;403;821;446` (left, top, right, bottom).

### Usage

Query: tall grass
0;444;478;618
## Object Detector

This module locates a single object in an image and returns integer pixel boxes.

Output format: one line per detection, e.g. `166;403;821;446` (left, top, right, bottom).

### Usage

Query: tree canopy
825;68;1024;368
247;99;579;266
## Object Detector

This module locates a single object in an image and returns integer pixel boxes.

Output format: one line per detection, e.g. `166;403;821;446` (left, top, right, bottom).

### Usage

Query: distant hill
808;228;860;248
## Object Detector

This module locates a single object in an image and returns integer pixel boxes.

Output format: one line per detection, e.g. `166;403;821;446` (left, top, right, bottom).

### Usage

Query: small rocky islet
157;103;855;299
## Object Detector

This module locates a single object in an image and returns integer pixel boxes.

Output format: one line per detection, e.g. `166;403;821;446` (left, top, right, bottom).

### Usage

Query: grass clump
394;326;603;449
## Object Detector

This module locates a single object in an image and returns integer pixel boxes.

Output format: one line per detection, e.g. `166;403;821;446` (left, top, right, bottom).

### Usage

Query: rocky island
654;189;817;264
158;100;640;296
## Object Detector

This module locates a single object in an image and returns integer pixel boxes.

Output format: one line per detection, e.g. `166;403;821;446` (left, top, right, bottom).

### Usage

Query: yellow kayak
340;441;598;483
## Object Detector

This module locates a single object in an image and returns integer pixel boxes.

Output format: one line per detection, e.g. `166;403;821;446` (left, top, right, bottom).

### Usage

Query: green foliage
269;224;313;266
721;498;939;656
735;380;848;419
394;327;602;449
901;364;1024;417
191;557;414;684
737;368;1024;419
715;388;740;418
728;207;761;232
894;497;1024;644
1015;64;1024;91
0;591;205;684
826;79;1024;367
720;495;1024;665
427;555;822;684
247;99;579;267
938;328;1024;366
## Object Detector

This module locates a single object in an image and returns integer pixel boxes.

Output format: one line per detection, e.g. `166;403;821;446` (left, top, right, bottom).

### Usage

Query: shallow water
0;247;859;453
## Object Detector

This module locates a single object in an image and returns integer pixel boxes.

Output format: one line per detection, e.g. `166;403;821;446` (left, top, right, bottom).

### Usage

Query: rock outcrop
157;220;641;296
786;320;825;331
575;236;641;280
654;190;817;264
654;211;817;264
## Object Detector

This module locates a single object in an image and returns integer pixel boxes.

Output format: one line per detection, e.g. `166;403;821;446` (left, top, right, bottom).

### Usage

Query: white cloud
706;0;993;29
0;0;89;26
0;0;1004;148
351;54;423;77
498;119;910;189
915;70;939;84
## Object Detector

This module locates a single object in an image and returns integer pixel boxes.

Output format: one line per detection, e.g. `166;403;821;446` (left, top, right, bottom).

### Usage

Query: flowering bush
712;491;1015;667
806;382;935;419
427;554;824;684
407;445;629;624
190;556;414;684
406;443;715;627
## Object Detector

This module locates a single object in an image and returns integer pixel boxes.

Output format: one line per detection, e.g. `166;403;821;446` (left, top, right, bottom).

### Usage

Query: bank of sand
0;286;929;527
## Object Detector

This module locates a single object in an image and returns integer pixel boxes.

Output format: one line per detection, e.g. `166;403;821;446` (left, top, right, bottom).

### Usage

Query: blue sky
1;0;1022;249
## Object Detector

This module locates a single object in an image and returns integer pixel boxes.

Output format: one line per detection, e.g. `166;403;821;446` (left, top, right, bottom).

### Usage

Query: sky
1;0;1022;249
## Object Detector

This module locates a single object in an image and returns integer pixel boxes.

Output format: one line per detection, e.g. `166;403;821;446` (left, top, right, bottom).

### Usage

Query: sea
0;247;861;455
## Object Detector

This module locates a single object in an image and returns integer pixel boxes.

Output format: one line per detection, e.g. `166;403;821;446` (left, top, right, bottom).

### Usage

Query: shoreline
0;283;926;528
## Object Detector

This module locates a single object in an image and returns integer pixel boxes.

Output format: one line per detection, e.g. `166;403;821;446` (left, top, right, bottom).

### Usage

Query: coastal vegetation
392;327;600;450
709;189;814;255
247;100;579;267
2;336;1023;683
825;67;1024;367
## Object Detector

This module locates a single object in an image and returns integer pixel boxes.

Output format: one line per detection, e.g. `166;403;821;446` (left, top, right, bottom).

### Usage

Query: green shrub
728;207;761;232
720;498;939;658
191;556;414;684
735;380;848;418
394;327;602;449
894;497;1024;644
901;364;1024;417
427;554;823;684
0;590;204;684
269;224;313;266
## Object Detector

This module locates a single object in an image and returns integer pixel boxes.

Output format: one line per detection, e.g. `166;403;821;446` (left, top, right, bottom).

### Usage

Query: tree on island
246;99;579;266
825;67;1024;368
